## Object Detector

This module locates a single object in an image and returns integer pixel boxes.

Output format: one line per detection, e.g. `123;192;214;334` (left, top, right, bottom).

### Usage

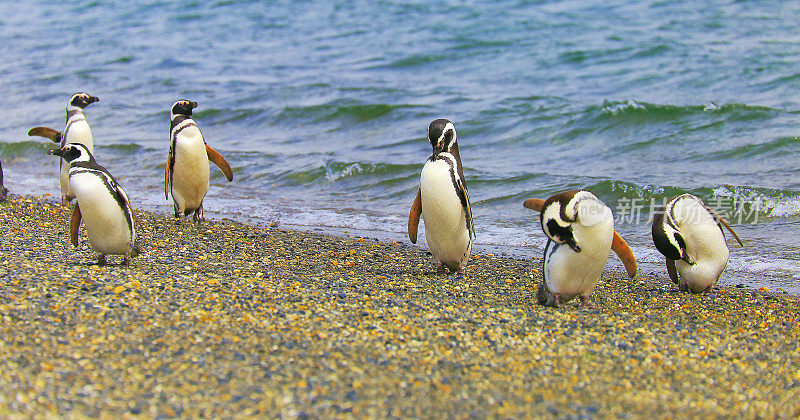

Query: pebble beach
0;195;798;417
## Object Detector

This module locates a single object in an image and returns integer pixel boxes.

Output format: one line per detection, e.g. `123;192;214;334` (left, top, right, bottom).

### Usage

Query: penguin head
428;119;457;157
68;92;99;110
539;190;611;253
171;100;198;119
540;191;581;253
47;143;93;164
652;199;694;264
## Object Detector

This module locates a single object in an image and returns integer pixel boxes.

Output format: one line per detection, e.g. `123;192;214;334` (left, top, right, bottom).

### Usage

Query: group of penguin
25;93;233;265
408;119;743;307
14;92;744;308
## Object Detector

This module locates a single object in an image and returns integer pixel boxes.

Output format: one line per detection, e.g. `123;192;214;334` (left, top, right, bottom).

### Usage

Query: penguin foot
456;265;467;276
678;282;689;292
579;295;596;309
193;205;205;222
96;254;107;266
122;255;131;266
436;262;447;274
553;293;565;308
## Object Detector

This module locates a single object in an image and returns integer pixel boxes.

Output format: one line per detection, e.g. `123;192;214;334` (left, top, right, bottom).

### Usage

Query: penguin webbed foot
436;261;447;275
579;295;596;309
193;204;205;222
122;255;131;266
456;265;467;276
96;254;107;266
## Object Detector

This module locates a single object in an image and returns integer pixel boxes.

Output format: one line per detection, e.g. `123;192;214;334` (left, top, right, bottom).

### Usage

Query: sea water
2;0;799;292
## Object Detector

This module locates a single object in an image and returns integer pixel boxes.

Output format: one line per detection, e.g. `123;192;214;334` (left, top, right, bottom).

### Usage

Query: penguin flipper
70;203;82;247
523;198;546;212
705;206;744;247
28;127;62;143
408;188;422;244
205;145;233;182
666;258;679;285
611;230;637;278
164;155;171;200
455;179;475;239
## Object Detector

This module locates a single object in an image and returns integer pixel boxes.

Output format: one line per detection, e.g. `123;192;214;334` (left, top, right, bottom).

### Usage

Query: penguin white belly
420;160;471;269
70;172;132;255
60;121;93;200
544;222;613;300
172;131;210;214
676;220;729;293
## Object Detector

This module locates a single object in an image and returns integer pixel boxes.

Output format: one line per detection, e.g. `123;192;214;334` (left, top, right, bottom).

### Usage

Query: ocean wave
276;100;421;124
598;99;778;119
0;140;52;158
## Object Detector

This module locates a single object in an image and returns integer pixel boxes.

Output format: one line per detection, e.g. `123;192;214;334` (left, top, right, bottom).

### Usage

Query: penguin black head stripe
651;197;693;264
69;92;100;109
48;143;92;164
428;118;457;155
171;100;199;118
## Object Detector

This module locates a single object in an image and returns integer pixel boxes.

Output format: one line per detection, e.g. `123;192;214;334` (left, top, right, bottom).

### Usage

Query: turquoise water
2;1;800;291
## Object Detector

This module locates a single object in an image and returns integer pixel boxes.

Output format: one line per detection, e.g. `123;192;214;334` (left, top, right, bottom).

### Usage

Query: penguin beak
191;101;198;109
565;237;581;253
553;234;581;253
47;148;64;157
88;96;99;104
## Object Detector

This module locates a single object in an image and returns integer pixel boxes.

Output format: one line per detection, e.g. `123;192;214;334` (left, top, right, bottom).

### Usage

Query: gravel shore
1;195;798;417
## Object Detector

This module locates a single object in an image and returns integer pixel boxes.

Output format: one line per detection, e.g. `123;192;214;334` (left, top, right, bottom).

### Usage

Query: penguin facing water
524;190;637;307
165;100;233;222
47;143;139;265
652;194;743;293
29;92;99;204
408;119;474;274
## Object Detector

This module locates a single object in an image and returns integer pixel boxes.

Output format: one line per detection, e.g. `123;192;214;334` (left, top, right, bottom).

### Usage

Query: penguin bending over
408;119;474;274
29;92;99;204
164;100;233;222
47;143;140;265
652;194;743;293
524;190;637;307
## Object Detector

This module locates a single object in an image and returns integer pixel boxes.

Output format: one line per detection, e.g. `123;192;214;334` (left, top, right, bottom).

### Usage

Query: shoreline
1;194;798;417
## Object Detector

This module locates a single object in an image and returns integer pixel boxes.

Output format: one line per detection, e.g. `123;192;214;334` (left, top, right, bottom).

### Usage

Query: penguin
164;100;233;222
0;158;8;201
47;143;139;265
28;92;100;204
524;190;637;307
408;119;474;274
651;194;743;293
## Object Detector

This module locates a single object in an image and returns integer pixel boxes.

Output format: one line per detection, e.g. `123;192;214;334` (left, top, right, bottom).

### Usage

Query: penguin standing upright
524;190;637;307
28;92;99;204
408;119;474;274
652;194;743;293
47;143;139;265
164;100;233;222
0;158;8;201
